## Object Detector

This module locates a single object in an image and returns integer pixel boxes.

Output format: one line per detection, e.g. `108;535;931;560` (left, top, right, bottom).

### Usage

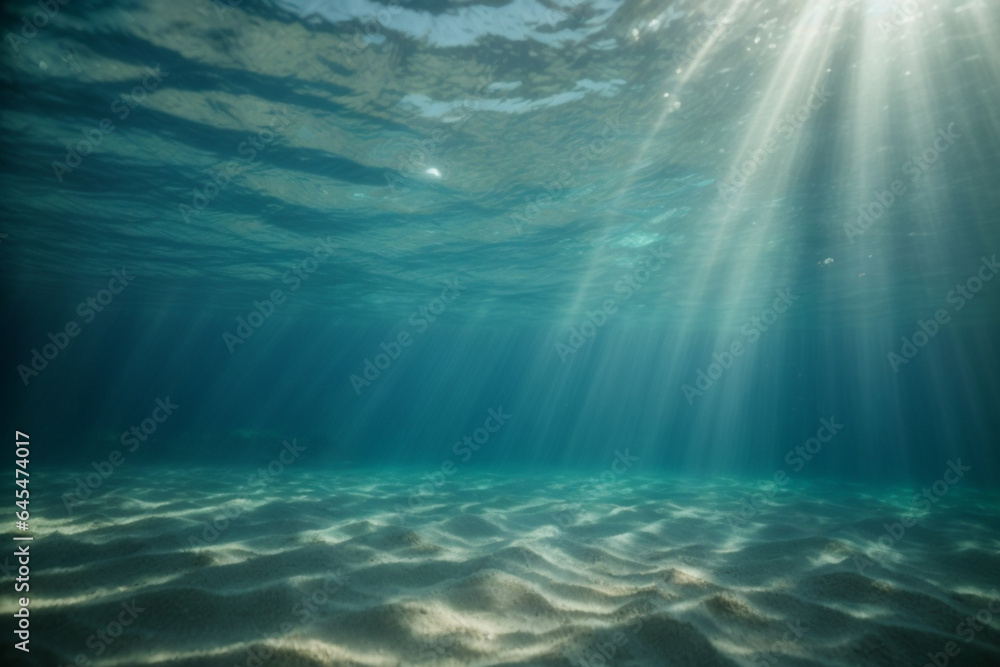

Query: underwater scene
2;0;999;665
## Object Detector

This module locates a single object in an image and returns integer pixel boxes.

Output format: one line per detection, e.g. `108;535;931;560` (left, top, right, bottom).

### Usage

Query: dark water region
1;0;999;665
3;310;1000;483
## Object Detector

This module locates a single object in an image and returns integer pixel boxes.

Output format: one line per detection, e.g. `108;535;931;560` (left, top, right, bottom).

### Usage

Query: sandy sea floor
6;467;1000;666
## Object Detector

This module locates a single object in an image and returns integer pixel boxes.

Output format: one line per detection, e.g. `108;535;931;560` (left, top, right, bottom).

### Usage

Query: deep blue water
2;1;1000;665
4;313;1000;481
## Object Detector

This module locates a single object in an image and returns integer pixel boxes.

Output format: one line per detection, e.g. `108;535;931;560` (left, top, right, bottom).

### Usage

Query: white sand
7;468;1000;666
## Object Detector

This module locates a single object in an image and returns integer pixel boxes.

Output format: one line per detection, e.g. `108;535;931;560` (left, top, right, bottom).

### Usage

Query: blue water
2;1;999;665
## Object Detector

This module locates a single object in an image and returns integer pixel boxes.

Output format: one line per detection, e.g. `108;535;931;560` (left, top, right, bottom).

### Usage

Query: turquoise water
2;1;999;665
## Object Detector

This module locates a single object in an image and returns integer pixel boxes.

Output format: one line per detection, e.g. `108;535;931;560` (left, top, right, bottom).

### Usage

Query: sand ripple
4;468;999;666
